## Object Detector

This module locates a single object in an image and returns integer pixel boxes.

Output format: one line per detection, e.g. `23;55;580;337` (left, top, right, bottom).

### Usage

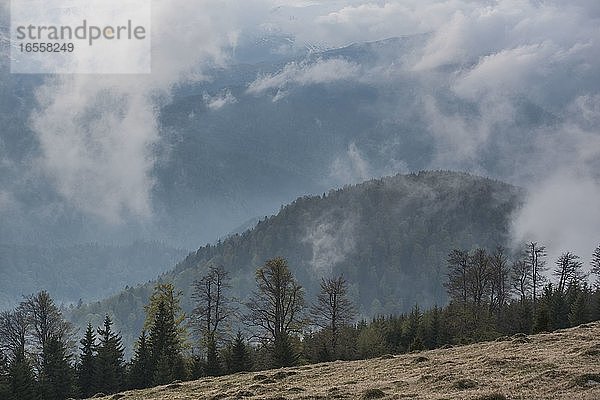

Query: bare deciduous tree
0;309;28;361
21;291;72;353
445;249;470;305
511;259;531;302
245;257;305;366
489;246;510;312
468;248;491;308
553;252;584;293
311;276;355;359
524;242;547;307
191;265;234;346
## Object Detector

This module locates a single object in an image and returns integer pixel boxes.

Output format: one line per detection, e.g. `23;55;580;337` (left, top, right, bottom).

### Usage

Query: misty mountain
0;35;557;250
0;241;186;310
67;171;523;353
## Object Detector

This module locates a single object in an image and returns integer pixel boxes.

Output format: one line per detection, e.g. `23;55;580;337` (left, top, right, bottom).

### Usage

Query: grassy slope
93;323;600;400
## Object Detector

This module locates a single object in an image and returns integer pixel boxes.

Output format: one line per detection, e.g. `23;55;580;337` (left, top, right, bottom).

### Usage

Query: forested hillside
0;242;185;310
67;171;523;351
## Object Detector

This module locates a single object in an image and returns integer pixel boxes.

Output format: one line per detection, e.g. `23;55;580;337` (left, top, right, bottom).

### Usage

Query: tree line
1;244;600;399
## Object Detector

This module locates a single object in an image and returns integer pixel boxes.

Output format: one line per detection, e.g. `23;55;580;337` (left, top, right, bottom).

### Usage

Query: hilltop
67;171;523;353
90;322;600;400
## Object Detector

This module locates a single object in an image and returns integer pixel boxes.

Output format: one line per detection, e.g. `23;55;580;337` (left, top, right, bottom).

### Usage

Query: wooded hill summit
68;171;522;351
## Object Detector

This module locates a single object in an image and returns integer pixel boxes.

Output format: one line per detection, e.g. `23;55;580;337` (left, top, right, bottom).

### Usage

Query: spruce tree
0;351;12;400
148;301;185;385
78;323;97;398
591;245;600;283
205;338;221;376
550;290;569;330
228;331;252;373
39;336;76;400
423;307;442;349
129;331;153;389
569;290;589;327
533;302;550;333
95;315;125;395
9;355;36;400
272;333;297;368
409;335;425;352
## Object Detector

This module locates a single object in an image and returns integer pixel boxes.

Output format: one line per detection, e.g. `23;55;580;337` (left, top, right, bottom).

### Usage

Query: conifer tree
569;289;589;326
550;288;570;330
144;283;187;348
77;323;97;398
423;306;442;349
129;331;153;389
591;245;600;286
9;354;36;400
39;336;75;400
272;333;297;368
95;315;125;395
409;335;425;352
533;287;551;333
0;350;12;400
205;339;221;376
228;331;252;373
148;300;185;385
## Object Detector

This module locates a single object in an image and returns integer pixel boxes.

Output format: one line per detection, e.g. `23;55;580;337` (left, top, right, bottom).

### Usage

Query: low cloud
247;58;360;95
203;89;237;111
329;142;372;185
31;79;158;222
26;0;239;223
511;171;600;268
303;213;357;276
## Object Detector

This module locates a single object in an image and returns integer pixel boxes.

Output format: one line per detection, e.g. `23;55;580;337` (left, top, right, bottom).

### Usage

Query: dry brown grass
90;322;600;400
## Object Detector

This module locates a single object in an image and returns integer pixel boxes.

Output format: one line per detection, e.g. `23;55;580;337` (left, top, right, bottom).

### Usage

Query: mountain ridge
67;170;523;353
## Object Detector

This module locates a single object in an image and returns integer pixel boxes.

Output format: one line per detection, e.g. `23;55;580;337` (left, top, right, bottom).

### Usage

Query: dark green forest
66;171;523;352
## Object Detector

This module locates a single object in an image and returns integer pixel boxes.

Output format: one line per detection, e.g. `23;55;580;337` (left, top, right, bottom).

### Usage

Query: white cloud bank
27;0;240;222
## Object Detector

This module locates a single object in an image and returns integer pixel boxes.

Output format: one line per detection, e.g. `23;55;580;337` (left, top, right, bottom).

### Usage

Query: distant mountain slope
0;242;186;310
68;171;523;351
91;322;600;400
